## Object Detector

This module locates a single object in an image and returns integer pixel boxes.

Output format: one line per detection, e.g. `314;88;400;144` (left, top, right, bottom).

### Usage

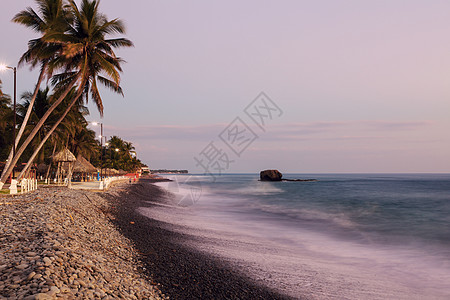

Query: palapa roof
105;168;119;174
73;155;97;173
53;148;77;162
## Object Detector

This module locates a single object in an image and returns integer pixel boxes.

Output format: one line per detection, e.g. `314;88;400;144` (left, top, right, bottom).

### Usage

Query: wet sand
105;178;294;300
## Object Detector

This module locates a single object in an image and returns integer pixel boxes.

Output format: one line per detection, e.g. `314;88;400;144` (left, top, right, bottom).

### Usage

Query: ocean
144;173;450;299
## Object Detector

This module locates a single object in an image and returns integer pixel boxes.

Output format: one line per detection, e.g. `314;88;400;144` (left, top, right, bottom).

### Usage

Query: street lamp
0;64;17;179
105;142;110;177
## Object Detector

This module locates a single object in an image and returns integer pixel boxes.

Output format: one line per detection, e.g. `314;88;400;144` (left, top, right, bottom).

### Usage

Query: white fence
99;176;127;190
8;178;38;195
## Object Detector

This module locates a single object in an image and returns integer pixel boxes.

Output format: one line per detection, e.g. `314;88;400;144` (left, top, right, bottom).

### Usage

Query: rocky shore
0;185;165;300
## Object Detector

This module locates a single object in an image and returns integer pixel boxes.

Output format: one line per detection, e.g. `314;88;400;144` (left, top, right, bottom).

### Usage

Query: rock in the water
260;170;282;181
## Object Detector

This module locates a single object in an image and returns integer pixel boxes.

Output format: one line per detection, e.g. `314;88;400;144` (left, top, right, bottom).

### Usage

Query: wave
232;182;284;196
250;203;358;230
154;176;205;206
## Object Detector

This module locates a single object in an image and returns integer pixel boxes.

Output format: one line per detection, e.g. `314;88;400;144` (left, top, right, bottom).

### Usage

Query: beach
0;183;165;299
0;179;290;300
105;179;293;300
2;176;450;299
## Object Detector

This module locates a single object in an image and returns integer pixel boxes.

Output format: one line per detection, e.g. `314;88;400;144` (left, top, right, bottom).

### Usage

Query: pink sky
1;0;450;172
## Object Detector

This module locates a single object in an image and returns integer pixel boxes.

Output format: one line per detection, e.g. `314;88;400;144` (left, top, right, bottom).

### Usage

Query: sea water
172;174;450;250
148;173;450;298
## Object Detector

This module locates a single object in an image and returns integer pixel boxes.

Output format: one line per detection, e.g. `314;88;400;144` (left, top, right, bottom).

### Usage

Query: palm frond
105;38;134;49
90;78;104;115
97;76;123;96
12;7;44;32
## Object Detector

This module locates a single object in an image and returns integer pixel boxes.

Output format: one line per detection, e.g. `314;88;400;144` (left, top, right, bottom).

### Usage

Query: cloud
359;120;433;131
262;120;433;141
104;124;226;141
99;119;447;173
103;120;434;144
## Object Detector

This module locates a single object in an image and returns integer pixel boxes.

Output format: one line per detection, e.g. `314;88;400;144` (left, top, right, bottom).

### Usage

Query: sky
1;0;450;173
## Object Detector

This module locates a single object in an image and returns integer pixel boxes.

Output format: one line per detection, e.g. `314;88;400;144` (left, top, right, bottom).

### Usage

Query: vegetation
0;80;13;161
1;84;143;174
0;0;143;184
103;136;142;172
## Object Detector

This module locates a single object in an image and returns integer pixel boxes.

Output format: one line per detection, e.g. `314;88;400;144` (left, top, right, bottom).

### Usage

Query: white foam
232;181;284;195
138;186;450;300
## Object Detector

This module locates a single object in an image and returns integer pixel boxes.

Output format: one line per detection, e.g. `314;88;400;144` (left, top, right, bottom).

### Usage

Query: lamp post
105;142;110;177
0;65;17;179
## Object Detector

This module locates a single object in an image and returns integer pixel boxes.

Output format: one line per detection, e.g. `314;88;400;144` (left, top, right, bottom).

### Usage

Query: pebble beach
0;183;166;300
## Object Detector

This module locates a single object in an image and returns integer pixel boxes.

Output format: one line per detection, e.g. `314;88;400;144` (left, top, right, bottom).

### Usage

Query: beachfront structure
71;155;98;182
53;148;76;185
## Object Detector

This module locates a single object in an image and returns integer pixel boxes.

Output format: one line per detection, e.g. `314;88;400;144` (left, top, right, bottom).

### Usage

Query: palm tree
3;0;133;184
16;87;83;179
69;125;99;160
0;81;12;161
16;87;76;163
0;80;12;133
17;88;53;164
123;141;134;156
104;135;141;172
1;0;70;179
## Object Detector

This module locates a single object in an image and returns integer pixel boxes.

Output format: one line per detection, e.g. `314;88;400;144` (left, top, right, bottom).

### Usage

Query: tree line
0;0;141;188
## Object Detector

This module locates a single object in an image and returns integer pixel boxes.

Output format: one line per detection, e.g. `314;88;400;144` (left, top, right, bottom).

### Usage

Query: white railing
100;176;127;190
10;178;38;194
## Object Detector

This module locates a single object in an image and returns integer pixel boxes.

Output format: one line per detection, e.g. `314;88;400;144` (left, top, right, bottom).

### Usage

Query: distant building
150;169;188;174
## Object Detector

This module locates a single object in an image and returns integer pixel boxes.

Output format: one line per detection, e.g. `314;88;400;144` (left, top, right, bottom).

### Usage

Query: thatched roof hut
53;148;76;185
53;149;76;162
73;155;97;173
105;168;119;175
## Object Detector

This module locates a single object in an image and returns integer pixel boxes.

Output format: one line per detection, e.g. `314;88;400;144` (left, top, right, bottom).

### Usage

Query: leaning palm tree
17;88;54;164
1;0;70;180
16;87;81;179
17;87;77;166
8;0;133;183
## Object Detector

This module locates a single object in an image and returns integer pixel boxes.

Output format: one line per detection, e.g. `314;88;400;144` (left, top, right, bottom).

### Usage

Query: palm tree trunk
0;75;79;189
67;161;74;188
45;140;57;182
16;88;83;181
1;64;47;180
56;162;61;184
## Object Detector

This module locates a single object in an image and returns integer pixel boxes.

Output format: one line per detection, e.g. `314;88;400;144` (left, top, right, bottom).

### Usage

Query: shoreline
0;179;292;299
126;176;450;300
3;176;449;299
105;178;294;299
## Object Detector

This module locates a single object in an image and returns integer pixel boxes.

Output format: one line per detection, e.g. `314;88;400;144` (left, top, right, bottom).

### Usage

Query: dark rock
260;170;282;181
